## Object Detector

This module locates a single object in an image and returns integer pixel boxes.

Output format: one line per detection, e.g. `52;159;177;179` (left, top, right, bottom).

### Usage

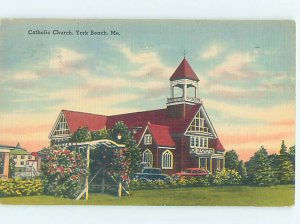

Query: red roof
169;58;199;81
62;110;107;134
106;104;201;134
59;104;201;140
56;104;226;151
148;124;176;147
211;138;225;151
31;152;39;157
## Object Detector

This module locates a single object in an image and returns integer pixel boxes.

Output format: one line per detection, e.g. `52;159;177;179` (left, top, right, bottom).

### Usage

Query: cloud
13;71;39;81
205;84;256;98
200;43;224;60
208;52;264;80
113;43;173;78
205;99;295;124
48;48;87;73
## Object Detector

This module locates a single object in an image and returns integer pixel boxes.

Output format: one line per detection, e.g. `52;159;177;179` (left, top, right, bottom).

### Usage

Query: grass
0;185;294;206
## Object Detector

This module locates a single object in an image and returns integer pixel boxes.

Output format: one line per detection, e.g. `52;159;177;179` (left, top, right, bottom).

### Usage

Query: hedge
129;169;242;190
129;177;211;190
0;178;43;197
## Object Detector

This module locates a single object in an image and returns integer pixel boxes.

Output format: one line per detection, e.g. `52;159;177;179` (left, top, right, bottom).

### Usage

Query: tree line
225;140;295;185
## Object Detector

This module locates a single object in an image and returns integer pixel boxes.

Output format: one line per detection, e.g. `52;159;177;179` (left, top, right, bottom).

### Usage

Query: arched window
142;149;153;167
162;150;173;169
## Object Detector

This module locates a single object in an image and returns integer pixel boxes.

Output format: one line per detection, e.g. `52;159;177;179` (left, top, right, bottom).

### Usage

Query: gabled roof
170;58;199;81
57;104;202;138
62;110;107;134
148;124;176;147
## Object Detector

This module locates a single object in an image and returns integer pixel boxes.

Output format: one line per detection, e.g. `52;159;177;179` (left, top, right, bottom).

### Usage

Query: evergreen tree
237;160;247;183
247;146;276;186
225;149;239;171
70;126;92;142
280;140;288;155
268;153;280;182
288;145;295;171
9;158;16;178
277;156;294;184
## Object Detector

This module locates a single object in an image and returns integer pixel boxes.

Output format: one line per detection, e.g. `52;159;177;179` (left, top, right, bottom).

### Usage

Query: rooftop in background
0;143;29;153
9;149;31;155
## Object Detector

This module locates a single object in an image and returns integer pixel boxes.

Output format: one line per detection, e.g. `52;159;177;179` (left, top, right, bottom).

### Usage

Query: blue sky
0;20;295;160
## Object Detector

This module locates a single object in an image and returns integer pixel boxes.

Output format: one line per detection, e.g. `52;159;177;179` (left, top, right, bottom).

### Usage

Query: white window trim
199;157;208;170
144;134;152;145
142;149;153;167
162;150;173;169
190;136;208;148
184;106;218;138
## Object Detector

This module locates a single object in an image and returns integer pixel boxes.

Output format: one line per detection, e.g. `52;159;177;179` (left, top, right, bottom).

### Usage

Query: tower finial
183;49;186;59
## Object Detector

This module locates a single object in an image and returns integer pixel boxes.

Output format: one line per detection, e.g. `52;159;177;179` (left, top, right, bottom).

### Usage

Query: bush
41;147;88;199
213;169;242;185
0;178;43;197
129;176;211;190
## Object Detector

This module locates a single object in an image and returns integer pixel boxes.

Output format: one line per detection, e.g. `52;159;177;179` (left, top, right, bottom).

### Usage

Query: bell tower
167;57;201;118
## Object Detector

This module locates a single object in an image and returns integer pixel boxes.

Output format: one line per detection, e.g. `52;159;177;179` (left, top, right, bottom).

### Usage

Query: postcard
0;19;295;206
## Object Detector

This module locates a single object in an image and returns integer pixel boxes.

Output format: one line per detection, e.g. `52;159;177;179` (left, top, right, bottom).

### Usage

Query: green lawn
0;185;294;206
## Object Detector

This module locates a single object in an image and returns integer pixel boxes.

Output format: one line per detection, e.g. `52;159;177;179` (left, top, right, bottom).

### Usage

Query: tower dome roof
169;58;199;81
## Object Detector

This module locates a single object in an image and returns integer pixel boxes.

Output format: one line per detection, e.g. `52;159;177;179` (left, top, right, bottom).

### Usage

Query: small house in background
30;151;42;173
8;143;34;172
0;143;40;178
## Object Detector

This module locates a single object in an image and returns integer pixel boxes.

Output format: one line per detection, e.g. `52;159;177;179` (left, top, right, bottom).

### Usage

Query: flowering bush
213;169;242;185
0;178;43;197
40;147;88;199
90;144;130;185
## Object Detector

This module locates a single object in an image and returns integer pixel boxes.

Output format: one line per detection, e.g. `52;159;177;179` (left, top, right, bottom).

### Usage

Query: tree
9;158;16;178
280;140;288;155
110;122;142;177
247;146;276;186
70;127;92;143
288;145;295;171
225;149;239;171
91;129;111;141
237;160;247;183
277;156;294;184
268;153;280;182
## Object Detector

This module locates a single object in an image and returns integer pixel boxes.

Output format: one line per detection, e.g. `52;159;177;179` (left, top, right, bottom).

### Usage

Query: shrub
0;178;43;197
129;177;211;190
40;147;88;199
213;169;242;185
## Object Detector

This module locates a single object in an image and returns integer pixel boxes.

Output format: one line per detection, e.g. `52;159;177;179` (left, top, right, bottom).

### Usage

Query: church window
190;136;208;148
53;114;71;136
144;134;152;145
188;112;206;132
143;149;153;167
162;150;173;169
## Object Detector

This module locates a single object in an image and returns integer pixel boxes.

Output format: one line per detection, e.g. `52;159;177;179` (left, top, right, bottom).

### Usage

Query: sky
0;20;295;161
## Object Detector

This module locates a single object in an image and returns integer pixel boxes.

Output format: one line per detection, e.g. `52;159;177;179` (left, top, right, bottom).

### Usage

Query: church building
49;58;225;175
